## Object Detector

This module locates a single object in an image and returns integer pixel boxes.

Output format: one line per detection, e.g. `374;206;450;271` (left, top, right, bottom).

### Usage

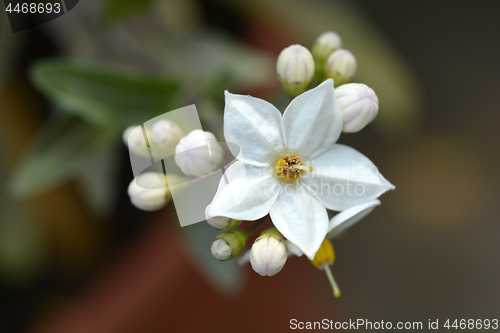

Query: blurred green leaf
77;143;121;216
137;30;275;91
9;115;118;199
31;60;181;129
103;0;153;23
181;223;244;295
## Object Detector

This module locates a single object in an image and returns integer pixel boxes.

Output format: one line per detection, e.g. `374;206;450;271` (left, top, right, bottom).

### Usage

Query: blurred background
0;0;499;332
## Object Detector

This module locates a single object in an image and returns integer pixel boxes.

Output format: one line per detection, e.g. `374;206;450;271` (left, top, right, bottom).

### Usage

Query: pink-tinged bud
312;31;342;61
276;44;315;97
325;49;357;87
335;83;379;133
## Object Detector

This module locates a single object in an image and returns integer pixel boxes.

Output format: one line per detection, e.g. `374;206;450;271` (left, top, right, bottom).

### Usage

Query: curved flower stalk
207;79;394;260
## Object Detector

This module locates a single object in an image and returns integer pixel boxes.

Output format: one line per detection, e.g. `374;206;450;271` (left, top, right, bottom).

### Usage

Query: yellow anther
309;238;341;298
275;154;313;181
310;238;335;269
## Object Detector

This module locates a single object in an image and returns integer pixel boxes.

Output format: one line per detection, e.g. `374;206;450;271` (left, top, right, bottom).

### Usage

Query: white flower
207;79;394;259
174;129;224;177
327;199;381;238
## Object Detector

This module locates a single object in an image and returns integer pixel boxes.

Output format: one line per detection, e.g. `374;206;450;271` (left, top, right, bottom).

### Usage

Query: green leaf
181;223;244;295
9;115;118;199
30;60;181;129
102;0;153;24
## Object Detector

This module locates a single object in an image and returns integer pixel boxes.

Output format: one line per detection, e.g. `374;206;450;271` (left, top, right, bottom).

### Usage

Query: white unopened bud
335;83;379;133
151;120;183;149
312;31;342;61
174;129;223;177
276;44;315;97
325;49;357;87
123;125;152;158
211;230;248;261
127;172;169;211
205;205;242;230
249;228;287;276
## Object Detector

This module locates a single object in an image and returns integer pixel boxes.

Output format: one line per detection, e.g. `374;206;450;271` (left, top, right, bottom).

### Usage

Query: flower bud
174;129;224;178
249;228;287;276
127;172;169;211
276;44;315;97
123;125;152;158
151;119;183;149
335;83;379;133
324;49;357;87
211;230;247;261
312;31;342;61
205;205;242;230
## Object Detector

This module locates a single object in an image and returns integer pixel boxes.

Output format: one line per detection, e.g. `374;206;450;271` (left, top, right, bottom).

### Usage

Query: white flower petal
307;144;394;211
328;200;380;239
269;185;329;260
224;91;285;166
207;161;280;221
285;239;304;257
281;79;342;160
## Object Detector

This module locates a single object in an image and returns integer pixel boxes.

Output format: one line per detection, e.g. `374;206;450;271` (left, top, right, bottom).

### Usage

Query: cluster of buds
207;201;382;297
276;31;377;133
124;118;222;211
123;119;184;158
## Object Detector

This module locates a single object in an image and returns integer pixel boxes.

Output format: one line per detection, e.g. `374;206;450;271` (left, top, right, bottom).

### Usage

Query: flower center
275;154;314;181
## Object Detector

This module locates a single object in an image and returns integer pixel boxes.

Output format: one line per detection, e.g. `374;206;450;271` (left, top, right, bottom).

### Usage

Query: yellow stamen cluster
310;238;335;269
275;155;313;181
310;238;341;298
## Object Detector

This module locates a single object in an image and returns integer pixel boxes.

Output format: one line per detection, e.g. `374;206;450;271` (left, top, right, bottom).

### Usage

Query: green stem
323;263;341;298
